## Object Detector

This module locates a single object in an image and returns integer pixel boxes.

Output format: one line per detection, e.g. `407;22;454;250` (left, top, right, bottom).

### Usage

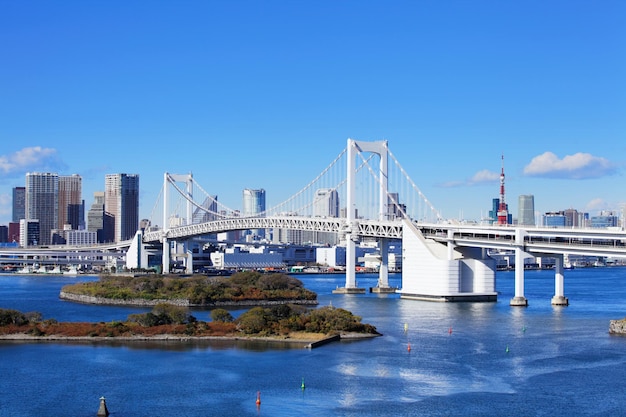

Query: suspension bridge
125;138;626;306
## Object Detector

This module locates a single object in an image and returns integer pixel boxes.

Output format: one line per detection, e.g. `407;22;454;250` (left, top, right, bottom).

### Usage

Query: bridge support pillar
551;254;569;306
378;237;389;286
162;238;170;275
333;234;365;294
371;237;397;293
510;246;528;306
186;241;194;274
346;237;356;287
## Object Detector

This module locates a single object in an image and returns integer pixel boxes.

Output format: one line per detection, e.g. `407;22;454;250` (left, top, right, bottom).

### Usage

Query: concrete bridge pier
333;228;365;294
371;237;397;293
185;240;193;274
510;233;528;306
162;238;170;274
551;254;569;306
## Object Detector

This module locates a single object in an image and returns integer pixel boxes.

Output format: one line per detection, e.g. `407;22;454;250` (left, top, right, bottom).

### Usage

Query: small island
1;271;380;346
0;302;380;346
59;271;319;307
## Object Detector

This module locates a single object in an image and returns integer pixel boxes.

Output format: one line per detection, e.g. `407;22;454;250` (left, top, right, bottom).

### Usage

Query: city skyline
1;2;624;226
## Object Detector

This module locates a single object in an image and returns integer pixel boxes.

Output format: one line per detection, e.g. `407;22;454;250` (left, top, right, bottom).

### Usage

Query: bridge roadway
144;215;626;258
420;223;626;306
143;216;626;306
420;223;626;257
142;216;403;242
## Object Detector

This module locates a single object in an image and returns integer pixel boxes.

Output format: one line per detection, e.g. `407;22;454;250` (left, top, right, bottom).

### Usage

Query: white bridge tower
162;172;194;274
334;138;393;293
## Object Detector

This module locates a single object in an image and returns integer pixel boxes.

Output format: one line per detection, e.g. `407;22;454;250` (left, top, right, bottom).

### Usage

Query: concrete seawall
59;291;318;308
304;334;341;348
59;292;190;307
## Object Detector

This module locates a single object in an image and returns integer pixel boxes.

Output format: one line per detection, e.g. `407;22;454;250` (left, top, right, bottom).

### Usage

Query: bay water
1;269;626;416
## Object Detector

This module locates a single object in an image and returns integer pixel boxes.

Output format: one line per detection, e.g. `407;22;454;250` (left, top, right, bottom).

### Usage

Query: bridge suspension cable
265;147;348;216
345;141;442;223
163;173;239;223
186;175;239;217
386;146;444;222
148;184;165;228
150;139;444;232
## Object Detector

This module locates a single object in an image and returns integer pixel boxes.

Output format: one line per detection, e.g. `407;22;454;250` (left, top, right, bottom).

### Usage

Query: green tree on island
61;271;317;305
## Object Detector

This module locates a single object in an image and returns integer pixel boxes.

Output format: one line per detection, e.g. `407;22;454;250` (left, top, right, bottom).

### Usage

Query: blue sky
1;1;624;226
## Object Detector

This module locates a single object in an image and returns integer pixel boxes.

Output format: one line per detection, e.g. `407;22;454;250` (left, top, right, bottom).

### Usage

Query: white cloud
585;198;608;212
438;180;464;188
468;169;499;184
0;147;61;177
439;169;499;188
523;151;617;179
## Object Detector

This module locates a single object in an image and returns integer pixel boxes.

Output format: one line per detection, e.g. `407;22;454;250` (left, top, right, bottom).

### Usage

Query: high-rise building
488;198;499;224
242;188;266;240
543;211;567;227
387;192;406;220
19;219;40;247
0;225;8;243
12;187;25;223
25;172;59;245
105;174;139;242
8;223;20;244
192;196;219;223
59;174;83;230
242;188;265;216
313;188;340;245
564;208;585;228
313;188;339;218
65;229;97;246
518;195;535;226
591;211;619;228
87;191;105;242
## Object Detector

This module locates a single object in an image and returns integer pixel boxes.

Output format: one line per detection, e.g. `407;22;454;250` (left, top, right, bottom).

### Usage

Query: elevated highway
420;224;626;257
139;215;626;306
145;216;626;258
142;216;403;242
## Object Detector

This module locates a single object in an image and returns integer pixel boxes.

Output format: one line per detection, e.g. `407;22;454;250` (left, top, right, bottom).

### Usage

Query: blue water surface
0;269;625;416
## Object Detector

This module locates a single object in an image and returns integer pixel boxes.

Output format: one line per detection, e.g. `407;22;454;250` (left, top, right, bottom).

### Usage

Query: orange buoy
256;391;261;406
448;327;453;335
407;342;411;352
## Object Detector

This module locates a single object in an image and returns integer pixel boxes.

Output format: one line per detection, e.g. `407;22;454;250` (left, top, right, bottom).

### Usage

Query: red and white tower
497;154;509;225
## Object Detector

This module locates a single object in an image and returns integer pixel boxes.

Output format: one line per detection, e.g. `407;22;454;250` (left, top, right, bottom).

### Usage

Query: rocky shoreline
59;291;319;308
